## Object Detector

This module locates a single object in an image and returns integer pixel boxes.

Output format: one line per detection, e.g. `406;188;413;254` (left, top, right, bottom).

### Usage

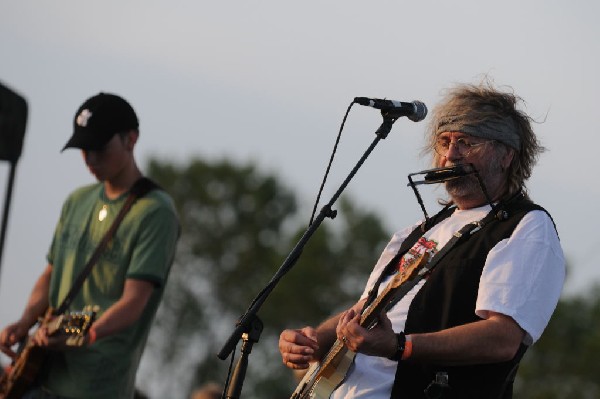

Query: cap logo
76;109;93;127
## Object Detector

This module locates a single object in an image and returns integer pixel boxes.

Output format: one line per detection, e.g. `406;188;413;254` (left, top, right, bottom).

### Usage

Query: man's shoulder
505;194;549;213
64;183;102;204
139;188;176;211
131;188;179;228
506;197;556;225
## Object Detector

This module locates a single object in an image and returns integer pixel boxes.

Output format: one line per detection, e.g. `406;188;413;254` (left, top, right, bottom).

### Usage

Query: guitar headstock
389;251;431;290
47;305;99;347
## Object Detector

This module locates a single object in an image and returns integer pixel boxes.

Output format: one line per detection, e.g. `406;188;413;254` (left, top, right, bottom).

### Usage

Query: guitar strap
382;209;498;312
363;193;525;314
362;204;454;312
54;177;160;315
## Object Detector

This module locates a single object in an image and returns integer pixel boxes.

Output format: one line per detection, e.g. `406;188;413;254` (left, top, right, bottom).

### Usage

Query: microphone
354;97;427;122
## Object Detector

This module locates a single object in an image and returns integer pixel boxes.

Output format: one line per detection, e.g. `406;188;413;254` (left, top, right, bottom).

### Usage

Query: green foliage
142;157;389;398
515;287;600;398
266;198;390;329
148;158;296;313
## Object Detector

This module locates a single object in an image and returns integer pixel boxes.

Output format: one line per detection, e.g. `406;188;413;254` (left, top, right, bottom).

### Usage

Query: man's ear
502;147;515;170
124;130;139;150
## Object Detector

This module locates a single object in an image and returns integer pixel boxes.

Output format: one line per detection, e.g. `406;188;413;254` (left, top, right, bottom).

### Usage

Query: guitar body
289;252;430;399
0;306;97;399
0;345;46;399
291;345;355;399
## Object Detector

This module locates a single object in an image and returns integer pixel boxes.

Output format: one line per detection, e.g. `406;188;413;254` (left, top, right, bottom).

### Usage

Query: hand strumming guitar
0;321;31;359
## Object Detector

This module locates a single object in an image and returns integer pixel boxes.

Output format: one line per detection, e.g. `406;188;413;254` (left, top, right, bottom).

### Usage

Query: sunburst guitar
0;305;98;399
290;252;430;399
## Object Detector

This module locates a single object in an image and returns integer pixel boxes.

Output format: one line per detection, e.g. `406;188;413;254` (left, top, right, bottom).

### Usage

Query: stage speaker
0;81;28;163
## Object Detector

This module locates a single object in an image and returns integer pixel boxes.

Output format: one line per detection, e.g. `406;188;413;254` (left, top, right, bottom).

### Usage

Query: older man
279;82;565;398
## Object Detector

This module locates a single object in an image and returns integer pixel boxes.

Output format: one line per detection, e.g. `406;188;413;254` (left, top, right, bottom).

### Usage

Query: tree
515;285;600;398
137;157;390;398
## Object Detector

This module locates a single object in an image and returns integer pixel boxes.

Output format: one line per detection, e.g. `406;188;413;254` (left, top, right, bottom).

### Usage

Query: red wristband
401;335;412;360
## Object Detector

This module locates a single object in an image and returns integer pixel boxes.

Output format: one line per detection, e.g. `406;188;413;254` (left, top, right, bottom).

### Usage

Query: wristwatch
387;332;406;361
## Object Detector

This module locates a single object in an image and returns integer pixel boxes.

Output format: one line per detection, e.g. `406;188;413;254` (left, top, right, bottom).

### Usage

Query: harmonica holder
407;163;503;222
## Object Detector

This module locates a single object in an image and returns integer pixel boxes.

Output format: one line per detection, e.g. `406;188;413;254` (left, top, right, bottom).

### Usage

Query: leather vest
388;197;550;398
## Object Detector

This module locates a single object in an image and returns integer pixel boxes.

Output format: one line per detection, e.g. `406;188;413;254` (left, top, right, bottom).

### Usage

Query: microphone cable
308;100;356;226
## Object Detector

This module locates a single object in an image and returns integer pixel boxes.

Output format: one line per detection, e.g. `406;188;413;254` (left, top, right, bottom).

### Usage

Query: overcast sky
1;0;599;394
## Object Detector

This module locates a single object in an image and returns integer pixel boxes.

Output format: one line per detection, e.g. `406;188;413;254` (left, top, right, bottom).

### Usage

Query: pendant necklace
98;205;108;222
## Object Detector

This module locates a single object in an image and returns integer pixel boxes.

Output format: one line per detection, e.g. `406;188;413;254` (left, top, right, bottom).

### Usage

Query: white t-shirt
330;205;565;399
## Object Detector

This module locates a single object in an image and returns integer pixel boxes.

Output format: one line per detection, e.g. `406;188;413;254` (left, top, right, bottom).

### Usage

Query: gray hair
425;80;545;198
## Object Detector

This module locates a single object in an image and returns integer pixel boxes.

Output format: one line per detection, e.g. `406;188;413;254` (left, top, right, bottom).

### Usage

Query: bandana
436;114;521;151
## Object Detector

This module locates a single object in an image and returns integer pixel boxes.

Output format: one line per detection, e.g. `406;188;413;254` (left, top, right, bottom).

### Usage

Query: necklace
98;205;108;222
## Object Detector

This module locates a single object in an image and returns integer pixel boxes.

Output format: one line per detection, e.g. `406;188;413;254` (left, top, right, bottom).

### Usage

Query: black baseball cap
62;92;139;151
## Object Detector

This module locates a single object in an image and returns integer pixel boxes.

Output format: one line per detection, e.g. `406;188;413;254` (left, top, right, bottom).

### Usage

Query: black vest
387;197;551;398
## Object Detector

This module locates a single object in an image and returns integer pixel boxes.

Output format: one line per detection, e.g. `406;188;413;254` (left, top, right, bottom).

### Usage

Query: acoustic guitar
290;252;430;399
0;306;97;399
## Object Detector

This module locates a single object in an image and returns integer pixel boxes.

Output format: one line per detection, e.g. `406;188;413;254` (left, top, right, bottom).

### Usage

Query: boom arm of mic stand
216;114;399;397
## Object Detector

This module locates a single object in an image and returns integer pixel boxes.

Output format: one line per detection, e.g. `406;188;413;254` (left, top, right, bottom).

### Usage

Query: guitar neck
359;280;400;329
319;253;429;371
360;251;429;329
317;293;395;373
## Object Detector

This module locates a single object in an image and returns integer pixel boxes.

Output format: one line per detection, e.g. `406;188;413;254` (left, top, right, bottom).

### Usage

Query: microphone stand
217;112;401;398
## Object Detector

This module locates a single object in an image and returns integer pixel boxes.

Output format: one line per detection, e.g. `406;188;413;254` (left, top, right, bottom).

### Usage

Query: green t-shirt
42;182;179;399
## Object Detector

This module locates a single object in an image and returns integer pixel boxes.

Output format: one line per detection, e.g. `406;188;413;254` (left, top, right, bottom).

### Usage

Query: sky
1;0;599;394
